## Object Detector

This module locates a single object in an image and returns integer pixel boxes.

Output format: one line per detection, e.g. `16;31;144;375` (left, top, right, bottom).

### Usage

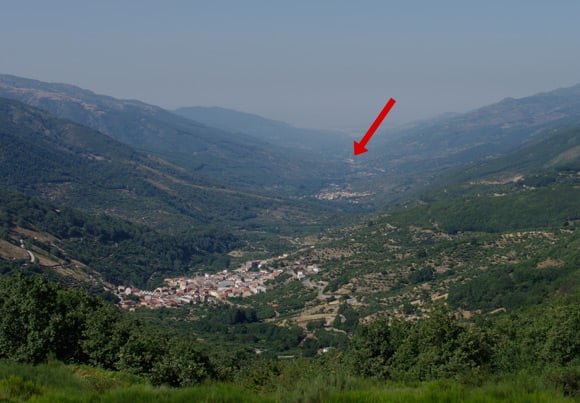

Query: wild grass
325;378;575;403
0;360;575;402
0;361;272;402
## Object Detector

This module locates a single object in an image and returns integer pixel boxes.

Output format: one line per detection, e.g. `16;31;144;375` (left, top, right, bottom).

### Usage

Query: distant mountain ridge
0;74;345;196
373;83;580;171
3;74;580;209
173;106;348;155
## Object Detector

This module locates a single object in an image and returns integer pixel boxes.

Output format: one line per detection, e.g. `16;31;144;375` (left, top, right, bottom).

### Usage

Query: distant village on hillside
117;252;321;310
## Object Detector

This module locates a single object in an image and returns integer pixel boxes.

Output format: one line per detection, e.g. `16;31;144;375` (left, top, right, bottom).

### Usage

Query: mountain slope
434;125;580;189
372;84;580;172
0;189;240;289
342;84;580;206
238;129;579;327
0;97;341;233
173;106;349;155
0;75;344;196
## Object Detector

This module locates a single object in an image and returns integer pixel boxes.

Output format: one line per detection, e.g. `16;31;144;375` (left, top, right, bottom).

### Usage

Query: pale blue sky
1;1;579;131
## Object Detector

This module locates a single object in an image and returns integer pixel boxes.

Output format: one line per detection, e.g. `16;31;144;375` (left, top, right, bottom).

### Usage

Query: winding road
20;240;36;263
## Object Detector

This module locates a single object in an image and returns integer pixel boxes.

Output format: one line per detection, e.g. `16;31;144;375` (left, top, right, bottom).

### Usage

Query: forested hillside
345;84;580;206
371;84;580;169
0;97;349;234
0;190;239;288
0;75;348;196
248;127;579;324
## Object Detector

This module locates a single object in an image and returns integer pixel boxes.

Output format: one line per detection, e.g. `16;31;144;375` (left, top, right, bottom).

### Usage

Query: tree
51;288;95;363
117;331;167;376
149;337;214;387
80;302;132;369
389;306;492;380
0;275;59;363
349;317;405;378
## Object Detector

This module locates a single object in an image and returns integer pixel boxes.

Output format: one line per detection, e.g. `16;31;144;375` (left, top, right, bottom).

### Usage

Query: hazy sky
1;1;580;132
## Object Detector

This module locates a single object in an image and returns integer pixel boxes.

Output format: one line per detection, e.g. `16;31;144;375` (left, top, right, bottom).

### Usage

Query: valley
3;1;580;400
0;75;578;401
1;76;578;313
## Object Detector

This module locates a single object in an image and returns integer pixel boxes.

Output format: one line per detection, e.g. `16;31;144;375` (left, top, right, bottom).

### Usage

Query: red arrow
354;97;396;155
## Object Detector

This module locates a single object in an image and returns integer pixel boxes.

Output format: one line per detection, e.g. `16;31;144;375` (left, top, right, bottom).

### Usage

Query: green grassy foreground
0;361;575;403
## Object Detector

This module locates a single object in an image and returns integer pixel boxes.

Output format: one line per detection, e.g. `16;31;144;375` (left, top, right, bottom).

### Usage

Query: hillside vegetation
1;133;575;399
347;84;580;206
0;97;348;232
0;190;241;288
0;75;349;197
237;127;579;327
0;274;577;401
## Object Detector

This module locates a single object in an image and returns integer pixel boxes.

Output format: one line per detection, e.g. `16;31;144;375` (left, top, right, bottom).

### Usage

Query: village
116;252;321;310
